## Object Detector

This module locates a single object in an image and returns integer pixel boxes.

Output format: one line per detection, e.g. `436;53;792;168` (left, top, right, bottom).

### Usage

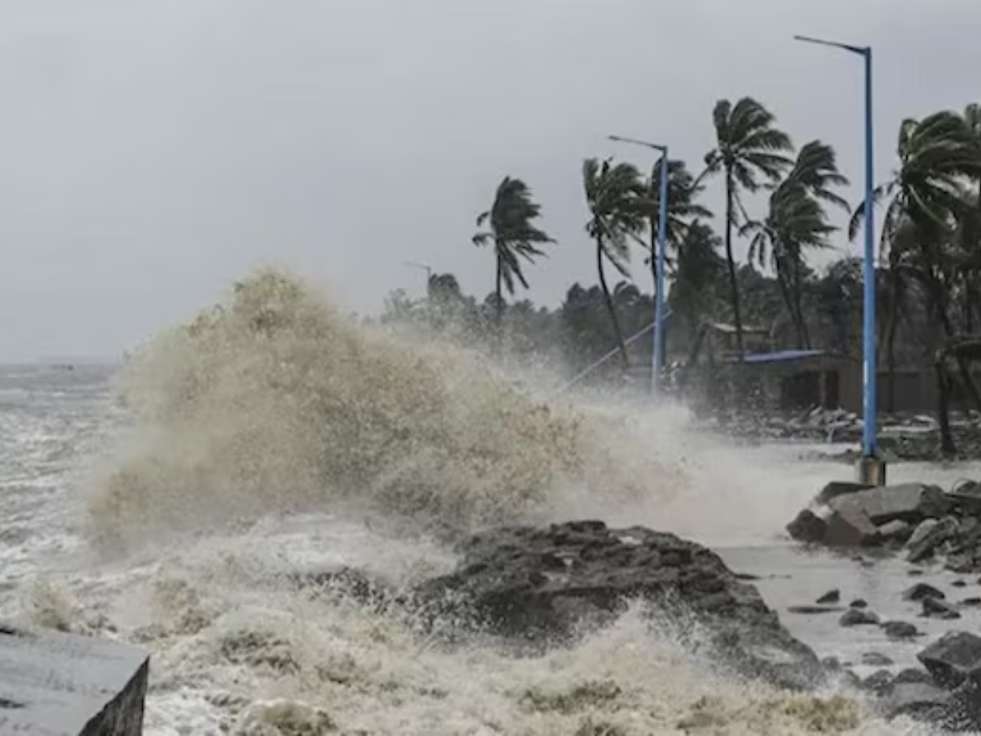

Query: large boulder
414;520;824;690
786;509;827;543
846;483;950;525
918;632;981;688
823;497;880;546
907;517;959;563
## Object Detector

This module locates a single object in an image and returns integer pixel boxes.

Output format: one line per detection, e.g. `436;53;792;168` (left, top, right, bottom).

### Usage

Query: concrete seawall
0;624;148;735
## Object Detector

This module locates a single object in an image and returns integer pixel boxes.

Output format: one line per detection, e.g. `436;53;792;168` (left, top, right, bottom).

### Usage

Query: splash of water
87;269;687;548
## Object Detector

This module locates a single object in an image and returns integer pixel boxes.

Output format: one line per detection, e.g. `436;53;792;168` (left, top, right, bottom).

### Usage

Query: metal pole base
856;455;887;487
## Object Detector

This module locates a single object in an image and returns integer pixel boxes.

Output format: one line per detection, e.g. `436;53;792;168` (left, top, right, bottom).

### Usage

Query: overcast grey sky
1;0;978;360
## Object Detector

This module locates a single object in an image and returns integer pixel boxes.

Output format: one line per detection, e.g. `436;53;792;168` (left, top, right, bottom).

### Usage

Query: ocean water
0;271;973;735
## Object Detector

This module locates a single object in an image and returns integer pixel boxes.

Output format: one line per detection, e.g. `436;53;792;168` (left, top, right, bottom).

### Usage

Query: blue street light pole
796;35;884;483
609;135;669;396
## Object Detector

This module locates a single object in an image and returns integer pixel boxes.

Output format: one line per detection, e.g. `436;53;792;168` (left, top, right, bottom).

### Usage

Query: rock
922;597;961;620
815;481;870;506
850;598;868;609
918;632;981;688
815;589;840;604
787;605;844;615
907;517;958;563
881;682;953;723
882;621;920;639
414;520;825;690
823;497;880;546
862;669;894;696
946;553;975;573
876;520;913;543
821;656;841;671
903;583;945;601
0;624;148;735
893;668;934;686
863;652;894;667
908;568;924;576
844;483;950;526
962;597;981;607
839;608;880;626
786;509;827;543
953;580;968;588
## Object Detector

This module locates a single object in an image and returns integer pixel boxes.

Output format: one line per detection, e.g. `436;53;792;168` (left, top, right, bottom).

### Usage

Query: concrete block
0;624;148;735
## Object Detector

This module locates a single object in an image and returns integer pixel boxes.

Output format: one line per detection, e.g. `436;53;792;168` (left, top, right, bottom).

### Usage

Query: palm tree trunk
723;175;745;358
596;236;629;370
936;353;957;456
495;249;503;325
884;268;899;413
934;275;981;412
773;257;800;348
792;255;810;349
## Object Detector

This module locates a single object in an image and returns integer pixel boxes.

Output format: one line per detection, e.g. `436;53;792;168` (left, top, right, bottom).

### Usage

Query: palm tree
670;220;726;344
472;177;553;325
704;98;793;357
742;141;849;347
850;112;981;407
582;158;646;369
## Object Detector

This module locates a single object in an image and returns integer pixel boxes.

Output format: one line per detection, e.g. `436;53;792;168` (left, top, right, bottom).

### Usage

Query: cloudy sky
1;0;977;360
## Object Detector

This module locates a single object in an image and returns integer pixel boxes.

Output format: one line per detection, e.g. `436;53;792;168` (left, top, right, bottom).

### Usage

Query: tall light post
609;135;669;397
795;35;884;484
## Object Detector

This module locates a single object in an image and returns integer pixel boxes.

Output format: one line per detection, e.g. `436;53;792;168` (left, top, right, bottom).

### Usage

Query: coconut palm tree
704;98;794;357
851;111;981;409
582;158;646;368
742;141;849;347
472;177;554;325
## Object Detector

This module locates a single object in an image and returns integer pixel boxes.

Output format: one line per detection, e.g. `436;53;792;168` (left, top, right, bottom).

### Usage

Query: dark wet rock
907;517;959;563
414;520;825;690
918;632;981;688
815;481;870;506
908;568;924;576
786;509;826;543
880;682;953;723
787;605;844;615
839;608;880;627
903;583;945;602
849;598;868;609
734;572;760;581
953;579;968;587
883;621;920;639
846;483;950;526
894;668;934;686
815;589;840;604
861;669;894;696
824;497;880;547
876;519;913;544
922;597;961;620
863;652;894;667
962;597;981;607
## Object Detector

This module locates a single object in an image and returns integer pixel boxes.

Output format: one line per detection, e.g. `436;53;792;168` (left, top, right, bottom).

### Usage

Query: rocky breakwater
787;480;981;572
412;520;825;691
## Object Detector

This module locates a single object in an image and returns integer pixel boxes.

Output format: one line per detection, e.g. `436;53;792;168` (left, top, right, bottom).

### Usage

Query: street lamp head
793;34;868;55
608;135;666;153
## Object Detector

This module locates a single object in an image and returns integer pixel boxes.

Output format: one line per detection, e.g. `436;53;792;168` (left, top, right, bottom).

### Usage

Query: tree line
385;98;981;405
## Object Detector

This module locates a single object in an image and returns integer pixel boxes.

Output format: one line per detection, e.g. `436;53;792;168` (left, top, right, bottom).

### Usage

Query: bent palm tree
473;177;554;325
583;158;646;369
704;98;793;357
850;112;981;407
742;141;849;347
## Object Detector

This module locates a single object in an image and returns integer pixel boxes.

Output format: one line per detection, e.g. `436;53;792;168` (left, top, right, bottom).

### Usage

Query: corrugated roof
740;349;826;364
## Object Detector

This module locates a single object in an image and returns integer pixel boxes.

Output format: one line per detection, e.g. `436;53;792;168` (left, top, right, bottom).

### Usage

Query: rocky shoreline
307;519;981;731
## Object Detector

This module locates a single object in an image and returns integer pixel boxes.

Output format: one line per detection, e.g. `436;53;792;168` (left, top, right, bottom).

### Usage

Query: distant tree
582;158;647;368
704;98;793;357
473;177;554;325
670;221;726;343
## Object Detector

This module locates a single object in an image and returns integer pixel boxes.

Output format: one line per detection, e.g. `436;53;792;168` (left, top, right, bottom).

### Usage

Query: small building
735;349;862;412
